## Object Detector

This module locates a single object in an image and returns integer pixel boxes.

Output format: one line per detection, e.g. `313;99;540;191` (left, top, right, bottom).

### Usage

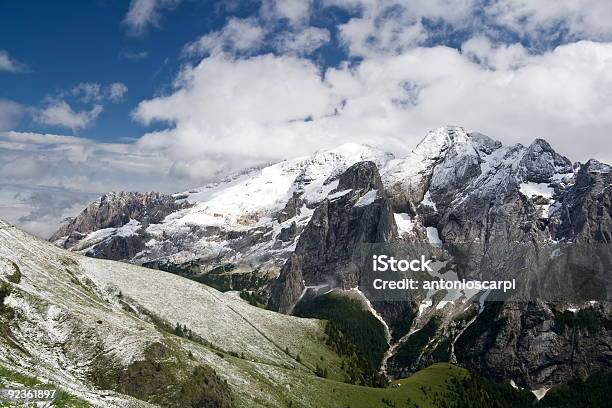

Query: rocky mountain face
549;159;612;242
51;191;190;260
51;144;394;287
268;161;397;313
454;301;612;390
49;126;612;394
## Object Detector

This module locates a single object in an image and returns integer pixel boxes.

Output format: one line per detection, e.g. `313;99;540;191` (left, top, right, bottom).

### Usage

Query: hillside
1;218;483;407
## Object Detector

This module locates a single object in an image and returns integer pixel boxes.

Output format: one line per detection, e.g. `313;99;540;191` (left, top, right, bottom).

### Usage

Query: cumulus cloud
461;36;529;70
484;0;612;43
132;39;612;182
329;0;474;57
185;0;331;58
185;18;266;56
275;27;331;55
0;50;27;73
70;82;103;103
133;54;340;179
33;99;103;132
325;0;612;55
123;0;182;35
30;83;128;132
261;0;313;24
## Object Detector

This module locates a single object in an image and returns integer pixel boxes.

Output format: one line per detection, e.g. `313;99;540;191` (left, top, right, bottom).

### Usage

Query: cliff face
454;301;612;389
50;191;189;260
268;161;397;313
549;159;612;242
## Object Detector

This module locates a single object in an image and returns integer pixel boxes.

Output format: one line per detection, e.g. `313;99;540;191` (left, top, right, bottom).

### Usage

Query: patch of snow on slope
328;189;352;201
426;227;442;246
393;213;414;236
115;219;141;237
519;182;554;198
418;300;433;316
354;190;378;207
380;126;468;188
302;179;338;203
519;182;555;218
532;387;550;400
421;191;437;210
478;289;491;313
76;219;142;251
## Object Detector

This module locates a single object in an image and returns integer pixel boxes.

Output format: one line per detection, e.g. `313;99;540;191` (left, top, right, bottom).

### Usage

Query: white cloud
120;49;149;60
275;27;331;55
29;82;128;132
328;0;475;57
185;18;266;56
461;36;529;70
185;14;331;58
0;131;179;193
70;82;103;103
0;50;26;73
0;99;24;131
34;99;103;131
69;82;128;103
484;0;612;42
123;0;182;35
108;83;129;102
131;39;612;182
133;54;341;180
0;184;99;238
0;130;184;237
261;0;313;24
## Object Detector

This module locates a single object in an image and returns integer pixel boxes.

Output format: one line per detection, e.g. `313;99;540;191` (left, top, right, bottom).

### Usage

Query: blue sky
2;0;612;237
0;1;241;141
0;0;359;142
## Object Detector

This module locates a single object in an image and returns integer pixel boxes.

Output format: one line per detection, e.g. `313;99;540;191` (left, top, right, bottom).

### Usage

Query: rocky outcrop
50;192;189;261
268;161;397;313
520;138;572;183
267;254;305;314
377;129;612;388
455;301;612;389
52;192;186;242
550;159;612;242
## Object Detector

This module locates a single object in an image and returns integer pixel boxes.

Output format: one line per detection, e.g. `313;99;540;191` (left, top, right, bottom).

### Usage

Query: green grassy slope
294;292;389;386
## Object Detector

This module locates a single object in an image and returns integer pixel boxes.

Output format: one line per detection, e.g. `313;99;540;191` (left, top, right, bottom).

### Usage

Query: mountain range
3;126;610;406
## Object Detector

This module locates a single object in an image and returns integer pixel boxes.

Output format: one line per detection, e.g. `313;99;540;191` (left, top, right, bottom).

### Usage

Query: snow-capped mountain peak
51;127;596;276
